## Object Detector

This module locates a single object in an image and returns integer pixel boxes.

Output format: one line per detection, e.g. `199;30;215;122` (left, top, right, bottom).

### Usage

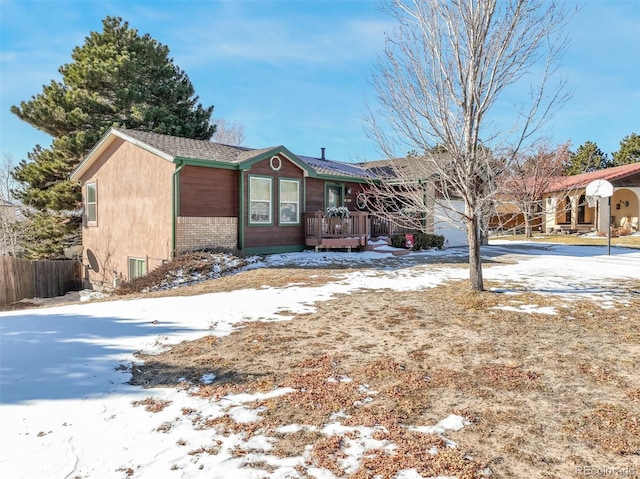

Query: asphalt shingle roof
298;155;375;179
116;128;254;163
116;128;374;179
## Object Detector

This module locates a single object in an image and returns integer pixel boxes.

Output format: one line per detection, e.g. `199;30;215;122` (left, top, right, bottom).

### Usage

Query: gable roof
71;128;374;181
546;162;640;192
121;128;254;163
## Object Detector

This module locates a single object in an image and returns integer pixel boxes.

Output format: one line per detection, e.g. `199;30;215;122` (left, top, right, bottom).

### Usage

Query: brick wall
176;217;238;252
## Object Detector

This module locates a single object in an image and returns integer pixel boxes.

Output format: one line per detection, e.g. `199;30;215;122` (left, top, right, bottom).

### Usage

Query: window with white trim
279;179;300;224
86;183;97;224
128;257;147;280
249;176;272;224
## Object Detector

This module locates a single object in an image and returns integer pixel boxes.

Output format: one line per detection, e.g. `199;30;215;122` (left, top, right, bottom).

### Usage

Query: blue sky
1;0;639;165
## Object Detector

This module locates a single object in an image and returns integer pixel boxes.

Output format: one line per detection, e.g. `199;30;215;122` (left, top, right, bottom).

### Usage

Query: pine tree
11;16;215;258
612;133;640;166
565;141;611;175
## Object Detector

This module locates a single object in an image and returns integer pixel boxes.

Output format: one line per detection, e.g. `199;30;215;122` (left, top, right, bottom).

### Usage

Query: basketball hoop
585;179;614;255
585;179;613;199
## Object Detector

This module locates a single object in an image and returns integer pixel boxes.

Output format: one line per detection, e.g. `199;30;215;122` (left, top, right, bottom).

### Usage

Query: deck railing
304;211;369;241
303;211;415;243
369;215;415;237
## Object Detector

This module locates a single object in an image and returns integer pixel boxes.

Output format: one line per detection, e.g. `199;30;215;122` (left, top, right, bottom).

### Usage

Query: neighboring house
542;163;640;234
73;128;460;289
359;156;469;247
489;193;543;234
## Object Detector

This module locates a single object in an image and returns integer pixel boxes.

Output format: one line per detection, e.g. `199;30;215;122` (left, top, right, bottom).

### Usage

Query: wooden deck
303;211;414;251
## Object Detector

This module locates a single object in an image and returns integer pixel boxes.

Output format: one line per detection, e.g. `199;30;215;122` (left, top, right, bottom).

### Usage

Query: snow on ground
1;242;639;478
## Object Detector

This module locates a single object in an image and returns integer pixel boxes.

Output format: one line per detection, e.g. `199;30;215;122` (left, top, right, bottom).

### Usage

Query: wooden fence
0;257;83;306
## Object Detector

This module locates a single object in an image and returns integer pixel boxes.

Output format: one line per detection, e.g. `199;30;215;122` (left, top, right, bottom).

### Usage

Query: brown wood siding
248;155;302;177
180;166;238;217
243;154;306;249
243;224;305;249
305;178;366;213
344;182;367;211
305;178;326;212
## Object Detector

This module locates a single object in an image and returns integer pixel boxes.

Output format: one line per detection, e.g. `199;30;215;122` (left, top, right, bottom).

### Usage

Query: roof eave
175;156;239;170
311;172;373;183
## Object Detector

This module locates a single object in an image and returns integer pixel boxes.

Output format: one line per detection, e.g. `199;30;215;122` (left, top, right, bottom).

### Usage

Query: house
71;128;473;289
358;156;469;247
72;128;445;289
542;163;640;234
490;163;640;235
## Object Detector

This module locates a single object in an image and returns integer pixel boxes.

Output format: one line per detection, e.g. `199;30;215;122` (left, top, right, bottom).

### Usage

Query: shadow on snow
0;311;196;404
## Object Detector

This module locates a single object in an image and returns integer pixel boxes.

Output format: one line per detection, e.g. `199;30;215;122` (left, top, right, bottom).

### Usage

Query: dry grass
131;397;172;413
493;233;640;249
115;249;251;295
130;262;640;478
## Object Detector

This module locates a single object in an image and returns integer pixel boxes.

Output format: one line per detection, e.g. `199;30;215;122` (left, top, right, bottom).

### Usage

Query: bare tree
0;154;17;203
0;154;24;255
362;152;438;234
494;141;571;237
212;118;246;146
365;0;571;291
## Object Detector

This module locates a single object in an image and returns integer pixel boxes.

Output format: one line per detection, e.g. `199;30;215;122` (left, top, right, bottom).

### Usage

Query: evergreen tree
11;16;215;258
565;141;611;175
612;133;640;166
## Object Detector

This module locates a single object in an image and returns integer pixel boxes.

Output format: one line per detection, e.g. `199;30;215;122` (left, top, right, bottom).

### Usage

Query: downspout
238;169;245;250
303;175;307;214
172;159;186;257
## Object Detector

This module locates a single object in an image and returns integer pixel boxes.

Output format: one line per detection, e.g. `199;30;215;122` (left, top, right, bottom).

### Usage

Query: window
326;185;343;209
279;179;300;224
249;176;272;224
86;183;97;224
128;258;147;280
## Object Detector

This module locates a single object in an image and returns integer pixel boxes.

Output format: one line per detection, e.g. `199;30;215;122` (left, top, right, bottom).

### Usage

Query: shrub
325;206;350;219
115;248;249;295
598;227;633;238
390;233;445;250
390;234;406;248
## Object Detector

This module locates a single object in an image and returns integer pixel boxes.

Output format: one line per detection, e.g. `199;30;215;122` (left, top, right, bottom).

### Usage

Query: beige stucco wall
610;187;640;228
544;187;640;233
176;216;238;252
79;139;175;289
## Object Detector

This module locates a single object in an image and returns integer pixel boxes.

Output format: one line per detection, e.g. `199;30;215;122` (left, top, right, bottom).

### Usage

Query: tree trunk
467;214;484;291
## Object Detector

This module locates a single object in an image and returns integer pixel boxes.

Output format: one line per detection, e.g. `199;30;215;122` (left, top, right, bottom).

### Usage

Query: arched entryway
577;194;595;226
555;196;571;226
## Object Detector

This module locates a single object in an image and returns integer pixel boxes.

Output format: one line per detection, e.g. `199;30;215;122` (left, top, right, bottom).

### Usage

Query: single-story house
542;162;640;234
71;128;461;289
